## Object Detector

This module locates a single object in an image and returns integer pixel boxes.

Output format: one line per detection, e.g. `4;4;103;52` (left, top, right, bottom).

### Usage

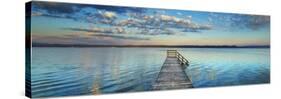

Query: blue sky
30;1;270;46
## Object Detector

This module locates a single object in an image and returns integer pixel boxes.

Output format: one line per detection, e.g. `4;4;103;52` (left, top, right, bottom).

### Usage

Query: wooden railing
167;50;177;58
167;50;189;68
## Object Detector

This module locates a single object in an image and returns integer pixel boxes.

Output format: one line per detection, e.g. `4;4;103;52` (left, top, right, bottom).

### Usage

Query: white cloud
160;15;175;22
115;27;126;33
113;13;211;35
31;12;43;16
96;10;117;20
103;11;116;19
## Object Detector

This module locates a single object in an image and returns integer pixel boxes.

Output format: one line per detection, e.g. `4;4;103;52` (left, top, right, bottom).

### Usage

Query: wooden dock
153;50;193;90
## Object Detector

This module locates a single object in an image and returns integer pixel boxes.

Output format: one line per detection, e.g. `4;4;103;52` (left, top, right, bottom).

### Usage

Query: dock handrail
167;50;189;68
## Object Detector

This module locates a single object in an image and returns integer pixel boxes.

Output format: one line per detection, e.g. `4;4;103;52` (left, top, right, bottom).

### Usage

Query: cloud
31;12;43;16
87;4;146;14
32;1;145;17
31;2;81;20
208;13;269;30
245;15;270;30
183;23;212;32
62;27;115;34
62;27;150;40
64;32;149;40
159;15;175;22
64;27;128;34
32;1;121;23
116;14;211;34
158;28;177;35
32;1;212;36
33;1;78;14
116;19;142;28
102;11;117;19
88;34;150;40
115;27;126;33
229;15;270;30
85;10;118;24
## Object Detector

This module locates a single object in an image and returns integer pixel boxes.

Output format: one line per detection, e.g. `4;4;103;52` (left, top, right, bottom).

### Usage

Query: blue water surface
31;48;270;97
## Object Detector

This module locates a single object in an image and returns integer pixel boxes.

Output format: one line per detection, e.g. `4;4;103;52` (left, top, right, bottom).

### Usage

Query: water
30;47;270;97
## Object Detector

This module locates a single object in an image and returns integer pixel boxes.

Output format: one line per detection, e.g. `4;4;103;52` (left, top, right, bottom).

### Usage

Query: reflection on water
31;48;270;97
180;48;270;87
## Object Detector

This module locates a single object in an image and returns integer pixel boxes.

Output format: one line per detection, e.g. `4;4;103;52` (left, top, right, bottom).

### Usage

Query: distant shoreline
31;43;270;48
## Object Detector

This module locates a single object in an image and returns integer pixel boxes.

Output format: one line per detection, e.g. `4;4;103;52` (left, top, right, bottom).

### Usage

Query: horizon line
30;43;270;48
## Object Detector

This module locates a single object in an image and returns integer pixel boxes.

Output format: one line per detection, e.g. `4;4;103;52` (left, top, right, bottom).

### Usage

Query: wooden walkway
153;50;193;90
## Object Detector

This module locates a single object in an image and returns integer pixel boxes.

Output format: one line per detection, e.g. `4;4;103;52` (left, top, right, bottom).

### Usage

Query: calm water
31;48;270;97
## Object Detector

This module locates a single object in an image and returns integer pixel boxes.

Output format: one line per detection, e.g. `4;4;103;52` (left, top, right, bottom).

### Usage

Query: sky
29;1;270;46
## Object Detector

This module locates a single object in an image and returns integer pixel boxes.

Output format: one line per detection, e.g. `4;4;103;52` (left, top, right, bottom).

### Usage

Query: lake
30;47;270;97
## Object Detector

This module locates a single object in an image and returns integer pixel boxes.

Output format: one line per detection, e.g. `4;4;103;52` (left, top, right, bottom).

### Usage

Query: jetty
153;50;193;90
